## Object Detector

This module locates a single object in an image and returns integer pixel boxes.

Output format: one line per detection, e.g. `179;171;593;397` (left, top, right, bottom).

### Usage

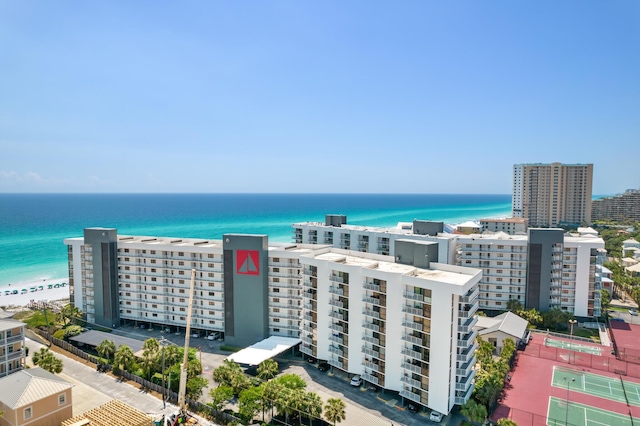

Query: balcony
362;346;381;359
362;360;379;372
457;342;478;363
363;281;381;292
454;382;475;405
402;305;424;317
5;335;23;344
362;373;379;385
329;323;344;333
455;369;476;391
362;296;381;306
401;347;422;360
402;320;423;332
329;346;343;355
329;275;344;283
329;311;343;321
458;330;478;348
303;314;314;322
403;292;424;302
362;308;380;319
329;299;344;309
363;335;380;345
402;334;422;346
362;322;380;332
401;362;421;375
401;375;422;389
400;389;421;403
460;286;480;304
329;287;344;296
329;335;343;345
329;359;345;370
456;360;474;377
458;316;478;334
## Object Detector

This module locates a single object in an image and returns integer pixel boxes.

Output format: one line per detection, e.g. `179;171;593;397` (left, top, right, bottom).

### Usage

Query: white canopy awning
227;336;301;366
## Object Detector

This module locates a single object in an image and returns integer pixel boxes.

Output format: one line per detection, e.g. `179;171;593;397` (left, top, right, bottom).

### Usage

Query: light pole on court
564;376;575;425
568;319;577;364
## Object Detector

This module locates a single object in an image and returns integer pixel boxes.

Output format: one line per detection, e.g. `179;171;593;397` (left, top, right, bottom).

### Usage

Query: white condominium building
456;229;605;317
298;243;481;415
65;228;481;414
512;162;593;227
292;215;457;263
293;216;605;317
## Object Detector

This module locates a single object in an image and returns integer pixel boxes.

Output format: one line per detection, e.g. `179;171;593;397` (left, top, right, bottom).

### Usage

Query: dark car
318;362;330;372
307;357;317;364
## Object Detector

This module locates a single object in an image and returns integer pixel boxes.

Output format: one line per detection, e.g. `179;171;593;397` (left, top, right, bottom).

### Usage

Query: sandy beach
0;277;70;308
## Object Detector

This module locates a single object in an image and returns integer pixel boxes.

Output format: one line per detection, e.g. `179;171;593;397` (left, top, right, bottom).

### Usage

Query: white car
206;332;220;340
350;375;362;387
630;309;638;316
429;411;443;423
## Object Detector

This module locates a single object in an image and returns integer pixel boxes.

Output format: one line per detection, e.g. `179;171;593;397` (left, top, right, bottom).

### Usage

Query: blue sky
1;1;638;194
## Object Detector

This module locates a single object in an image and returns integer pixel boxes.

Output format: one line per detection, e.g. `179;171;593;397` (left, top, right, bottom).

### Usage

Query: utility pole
568;319;577;364
564;376;575;425
160;335;168;409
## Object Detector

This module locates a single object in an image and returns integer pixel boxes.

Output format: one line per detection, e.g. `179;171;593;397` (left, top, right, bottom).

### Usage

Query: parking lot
111;324;445;425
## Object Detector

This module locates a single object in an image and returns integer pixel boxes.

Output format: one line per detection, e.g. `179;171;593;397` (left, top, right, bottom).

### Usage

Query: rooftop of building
474;311;529;340
0;317;25;331
292;221;457;239
61;399;152;426
303;248;480;287
0;368;73;409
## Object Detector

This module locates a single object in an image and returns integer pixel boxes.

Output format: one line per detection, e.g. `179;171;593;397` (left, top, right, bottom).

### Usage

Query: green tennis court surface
552;366;640;406
547;397;639;426
545;337;602;355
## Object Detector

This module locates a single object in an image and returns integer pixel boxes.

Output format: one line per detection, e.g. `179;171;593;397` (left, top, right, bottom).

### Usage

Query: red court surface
611;321;640;363
492;342;640;426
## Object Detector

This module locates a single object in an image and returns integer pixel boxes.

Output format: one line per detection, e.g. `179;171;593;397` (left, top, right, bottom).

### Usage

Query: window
24;407;33;420
208;273;214;277
209;292;215;296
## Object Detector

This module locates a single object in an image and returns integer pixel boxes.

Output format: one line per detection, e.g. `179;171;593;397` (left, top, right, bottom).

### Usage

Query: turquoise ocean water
0;193;512;287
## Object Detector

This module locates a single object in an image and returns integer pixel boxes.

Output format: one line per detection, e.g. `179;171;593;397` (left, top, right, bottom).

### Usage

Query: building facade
512;163;593;227
479;217;528;235
0;318;25;378
455;229;605;317
65;228;480;414
592;189;640;222
292;217;605;317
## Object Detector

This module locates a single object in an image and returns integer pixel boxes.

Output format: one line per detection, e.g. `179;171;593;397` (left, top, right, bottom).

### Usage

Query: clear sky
1;1;638;194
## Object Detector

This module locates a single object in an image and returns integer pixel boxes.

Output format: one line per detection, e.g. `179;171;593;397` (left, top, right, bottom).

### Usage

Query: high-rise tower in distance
512;162;593;227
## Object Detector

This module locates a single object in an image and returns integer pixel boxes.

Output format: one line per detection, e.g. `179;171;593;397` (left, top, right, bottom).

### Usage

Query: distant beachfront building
592;189;640;222
294;216;605;317
479;217;528;235
512;162;593;227
0;318;25;378
455;229;606;317
65;228;481;414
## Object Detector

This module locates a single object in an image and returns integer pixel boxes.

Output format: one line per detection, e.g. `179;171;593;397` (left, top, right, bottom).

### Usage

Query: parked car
307;357;317;364
350;375;362;387
318;362;330;372
630;309;638;316
407;403;417;412
429;411;443;423
206;332;220;340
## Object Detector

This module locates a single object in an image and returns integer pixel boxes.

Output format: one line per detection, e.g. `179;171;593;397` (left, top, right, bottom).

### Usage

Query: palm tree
302;391;323;426
96;339;116;362
257;358;278;380
32;347;63;374
113;345;135;376
141;338;159;380
460;399;487;425
56;303;83;326
324;398;346;426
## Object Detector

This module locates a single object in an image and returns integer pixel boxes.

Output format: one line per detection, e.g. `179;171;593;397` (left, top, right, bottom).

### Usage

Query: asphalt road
24;337;214;425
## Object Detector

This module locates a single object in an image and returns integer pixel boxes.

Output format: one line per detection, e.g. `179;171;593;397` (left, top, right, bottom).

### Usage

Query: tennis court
547;397;638;426
552;366;640;406
545;337;602;355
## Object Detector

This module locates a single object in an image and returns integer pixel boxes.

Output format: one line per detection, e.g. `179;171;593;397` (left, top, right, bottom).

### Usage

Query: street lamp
159;335;169;409
564;376;575;425
568;319;577;364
